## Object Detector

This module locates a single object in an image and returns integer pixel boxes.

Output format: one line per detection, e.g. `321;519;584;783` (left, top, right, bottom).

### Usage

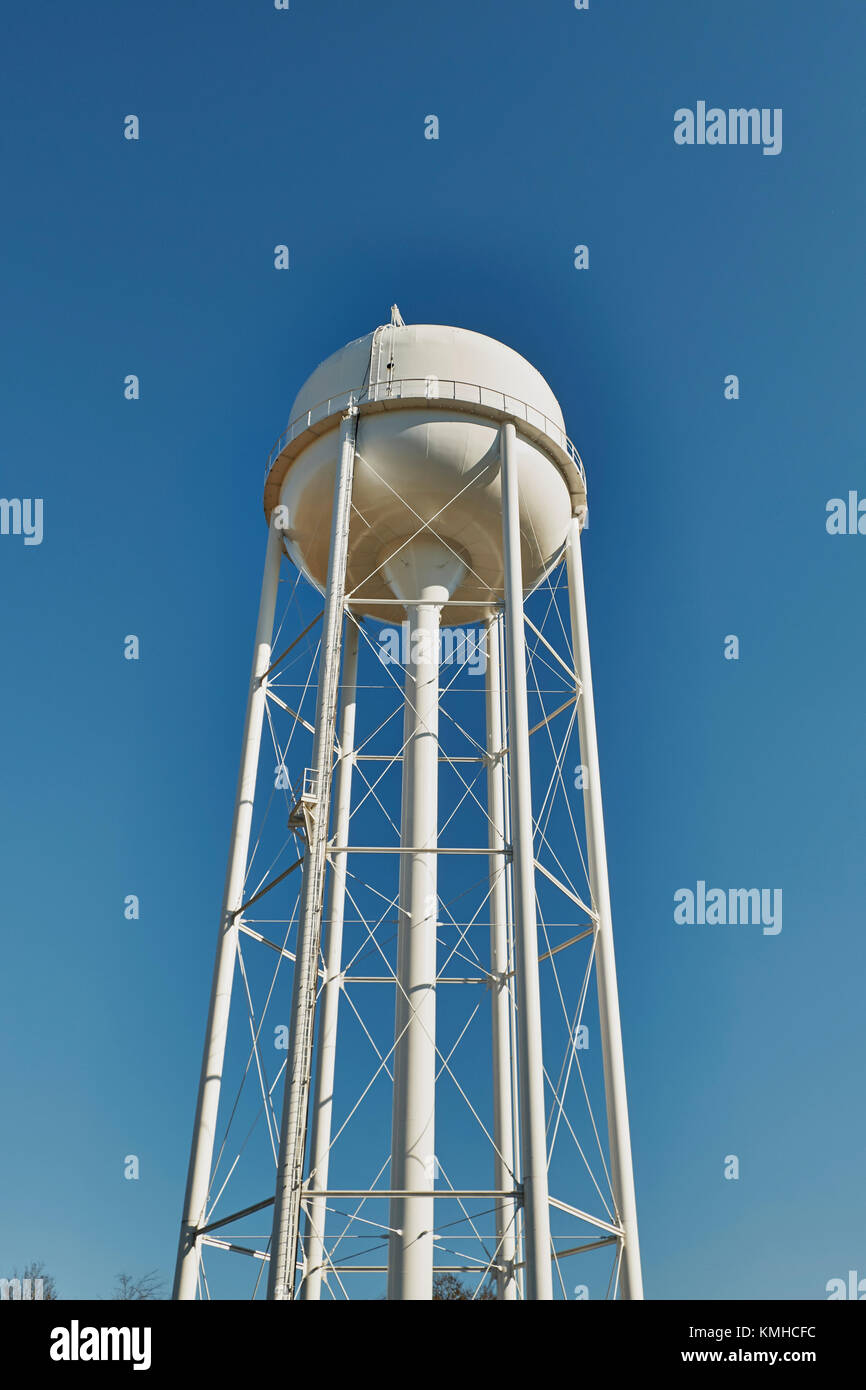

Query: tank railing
264;378;586;488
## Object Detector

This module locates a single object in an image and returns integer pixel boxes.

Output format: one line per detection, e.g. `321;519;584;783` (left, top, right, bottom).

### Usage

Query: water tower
172;309;643;1301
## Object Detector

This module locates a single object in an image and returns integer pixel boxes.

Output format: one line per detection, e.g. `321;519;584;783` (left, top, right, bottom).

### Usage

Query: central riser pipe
388;596;441;1300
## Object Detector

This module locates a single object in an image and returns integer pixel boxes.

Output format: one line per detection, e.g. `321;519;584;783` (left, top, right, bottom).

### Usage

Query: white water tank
264;316;585;621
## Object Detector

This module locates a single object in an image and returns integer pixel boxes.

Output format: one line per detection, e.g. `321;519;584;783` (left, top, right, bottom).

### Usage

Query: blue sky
2;0;865;1299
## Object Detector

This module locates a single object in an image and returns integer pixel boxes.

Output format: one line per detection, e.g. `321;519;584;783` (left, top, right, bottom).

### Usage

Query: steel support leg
484;614;517;1299
298;621;360;1300
499;422;553;1300
173;516;283;1300
268;408;357;1299
565;516;643;1300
